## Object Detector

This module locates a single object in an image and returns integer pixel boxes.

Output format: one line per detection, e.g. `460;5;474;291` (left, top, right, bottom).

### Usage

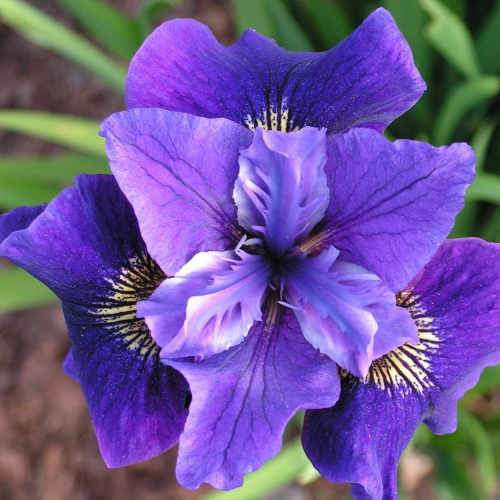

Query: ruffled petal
286;246;417;377
302;238;500;500
167;310;340;489
139;249;270;359
233;127;328;254
126;8;425;132
100;109;252;275
0;205;45;243
0;175;189;467
324;128;475;291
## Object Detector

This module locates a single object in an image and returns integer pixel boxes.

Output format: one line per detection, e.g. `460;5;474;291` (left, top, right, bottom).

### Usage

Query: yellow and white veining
349;291;441;395
244;104;300;132
89;253;164;356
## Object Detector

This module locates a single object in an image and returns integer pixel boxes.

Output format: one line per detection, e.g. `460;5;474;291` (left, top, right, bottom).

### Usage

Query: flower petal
126;8;425;133
233;127;328;254
302;238;500;500
286;246;417;377
0;175;189;467
100;109;252;275
139;250;270;359
324;128;475;291
167;310;340;489
0;205;45;243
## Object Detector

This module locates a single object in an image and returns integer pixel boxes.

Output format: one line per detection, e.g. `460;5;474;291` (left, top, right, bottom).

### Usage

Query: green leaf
458;411;497;495
266;0;313;51
0;154;107;208
440;0;465;16
0;266;56;312
467;173;500;205
0;0;125;91
476;0;500;73
232;0;313;51
482;208;500;240
420;0;480;78
233;0;276;37
58;0;142;60
451;121;497;237
203;439;310;500
0;111;104;156
470;121;497;172
137;0;181;36
291;0;353;48
433;77;499;144
383;0;433;81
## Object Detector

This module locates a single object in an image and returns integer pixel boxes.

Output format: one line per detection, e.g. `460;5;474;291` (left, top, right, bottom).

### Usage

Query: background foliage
0;0;498;498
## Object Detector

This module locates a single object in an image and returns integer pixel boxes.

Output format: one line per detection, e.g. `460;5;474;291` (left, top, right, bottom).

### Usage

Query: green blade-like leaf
291;0;353;48
466;173;500;205
137;0;181;36
0;180;57;208
0;111;104;156
0;154;108;208
58;0;142;60
433;77;499;145
266;0;313;51
233;0;277;37
458;411;497;495
232;0;312;51
0;266;56;312
203;439;310;500
470;121;497;172
476;0;500;73
482;208;500;240
0;0;125;91
420;0;480;78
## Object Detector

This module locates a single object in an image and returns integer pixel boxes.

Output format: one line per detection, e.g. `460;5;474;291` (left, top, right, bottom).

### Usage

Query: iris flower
0;8;499;500
126;8;426;133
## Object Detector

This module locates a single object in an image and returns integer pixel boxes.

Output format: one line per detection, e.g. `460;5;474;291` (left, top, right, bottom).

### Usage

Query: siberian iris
0;7;498;500
125;8;426;134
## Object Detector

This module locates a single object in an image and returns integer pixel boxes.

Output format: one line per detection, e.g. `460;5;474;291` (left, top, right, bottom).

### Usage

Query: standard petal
126;8;425;133
0;205;45;243
139;250;270;359
324;128;475;291
286;246;417;377
0;175;189;467
100;108;252;275
166;310;340;490
233;127;328;254
302;238;500;500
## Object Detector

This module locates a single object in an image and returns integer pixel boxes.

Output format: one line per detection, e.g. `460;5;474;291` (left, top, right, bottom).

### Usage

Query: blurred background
0;0;499;499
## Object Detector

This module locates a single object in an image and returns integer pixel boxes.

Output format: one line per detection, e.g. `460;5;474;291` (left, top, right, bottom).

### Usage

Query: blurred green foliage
0;0;498;498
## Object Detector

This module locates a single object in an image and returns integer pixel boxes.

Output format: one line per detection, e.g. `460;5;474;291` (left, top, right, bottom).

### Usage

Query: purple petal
167;310;340;489
63;348;79;382
302;238;500;499
126;8;425;132
324;128;475;291
100;109;252;275
139;250;270;359
0;205;45;244
0;175;189;467
286;246;417;377
234;127;328;254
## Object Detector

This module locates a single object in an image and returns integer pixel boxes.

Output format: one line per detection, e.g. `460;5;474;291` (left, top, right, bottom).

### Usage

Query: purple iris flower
125;8;426;133
0;8;498;500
